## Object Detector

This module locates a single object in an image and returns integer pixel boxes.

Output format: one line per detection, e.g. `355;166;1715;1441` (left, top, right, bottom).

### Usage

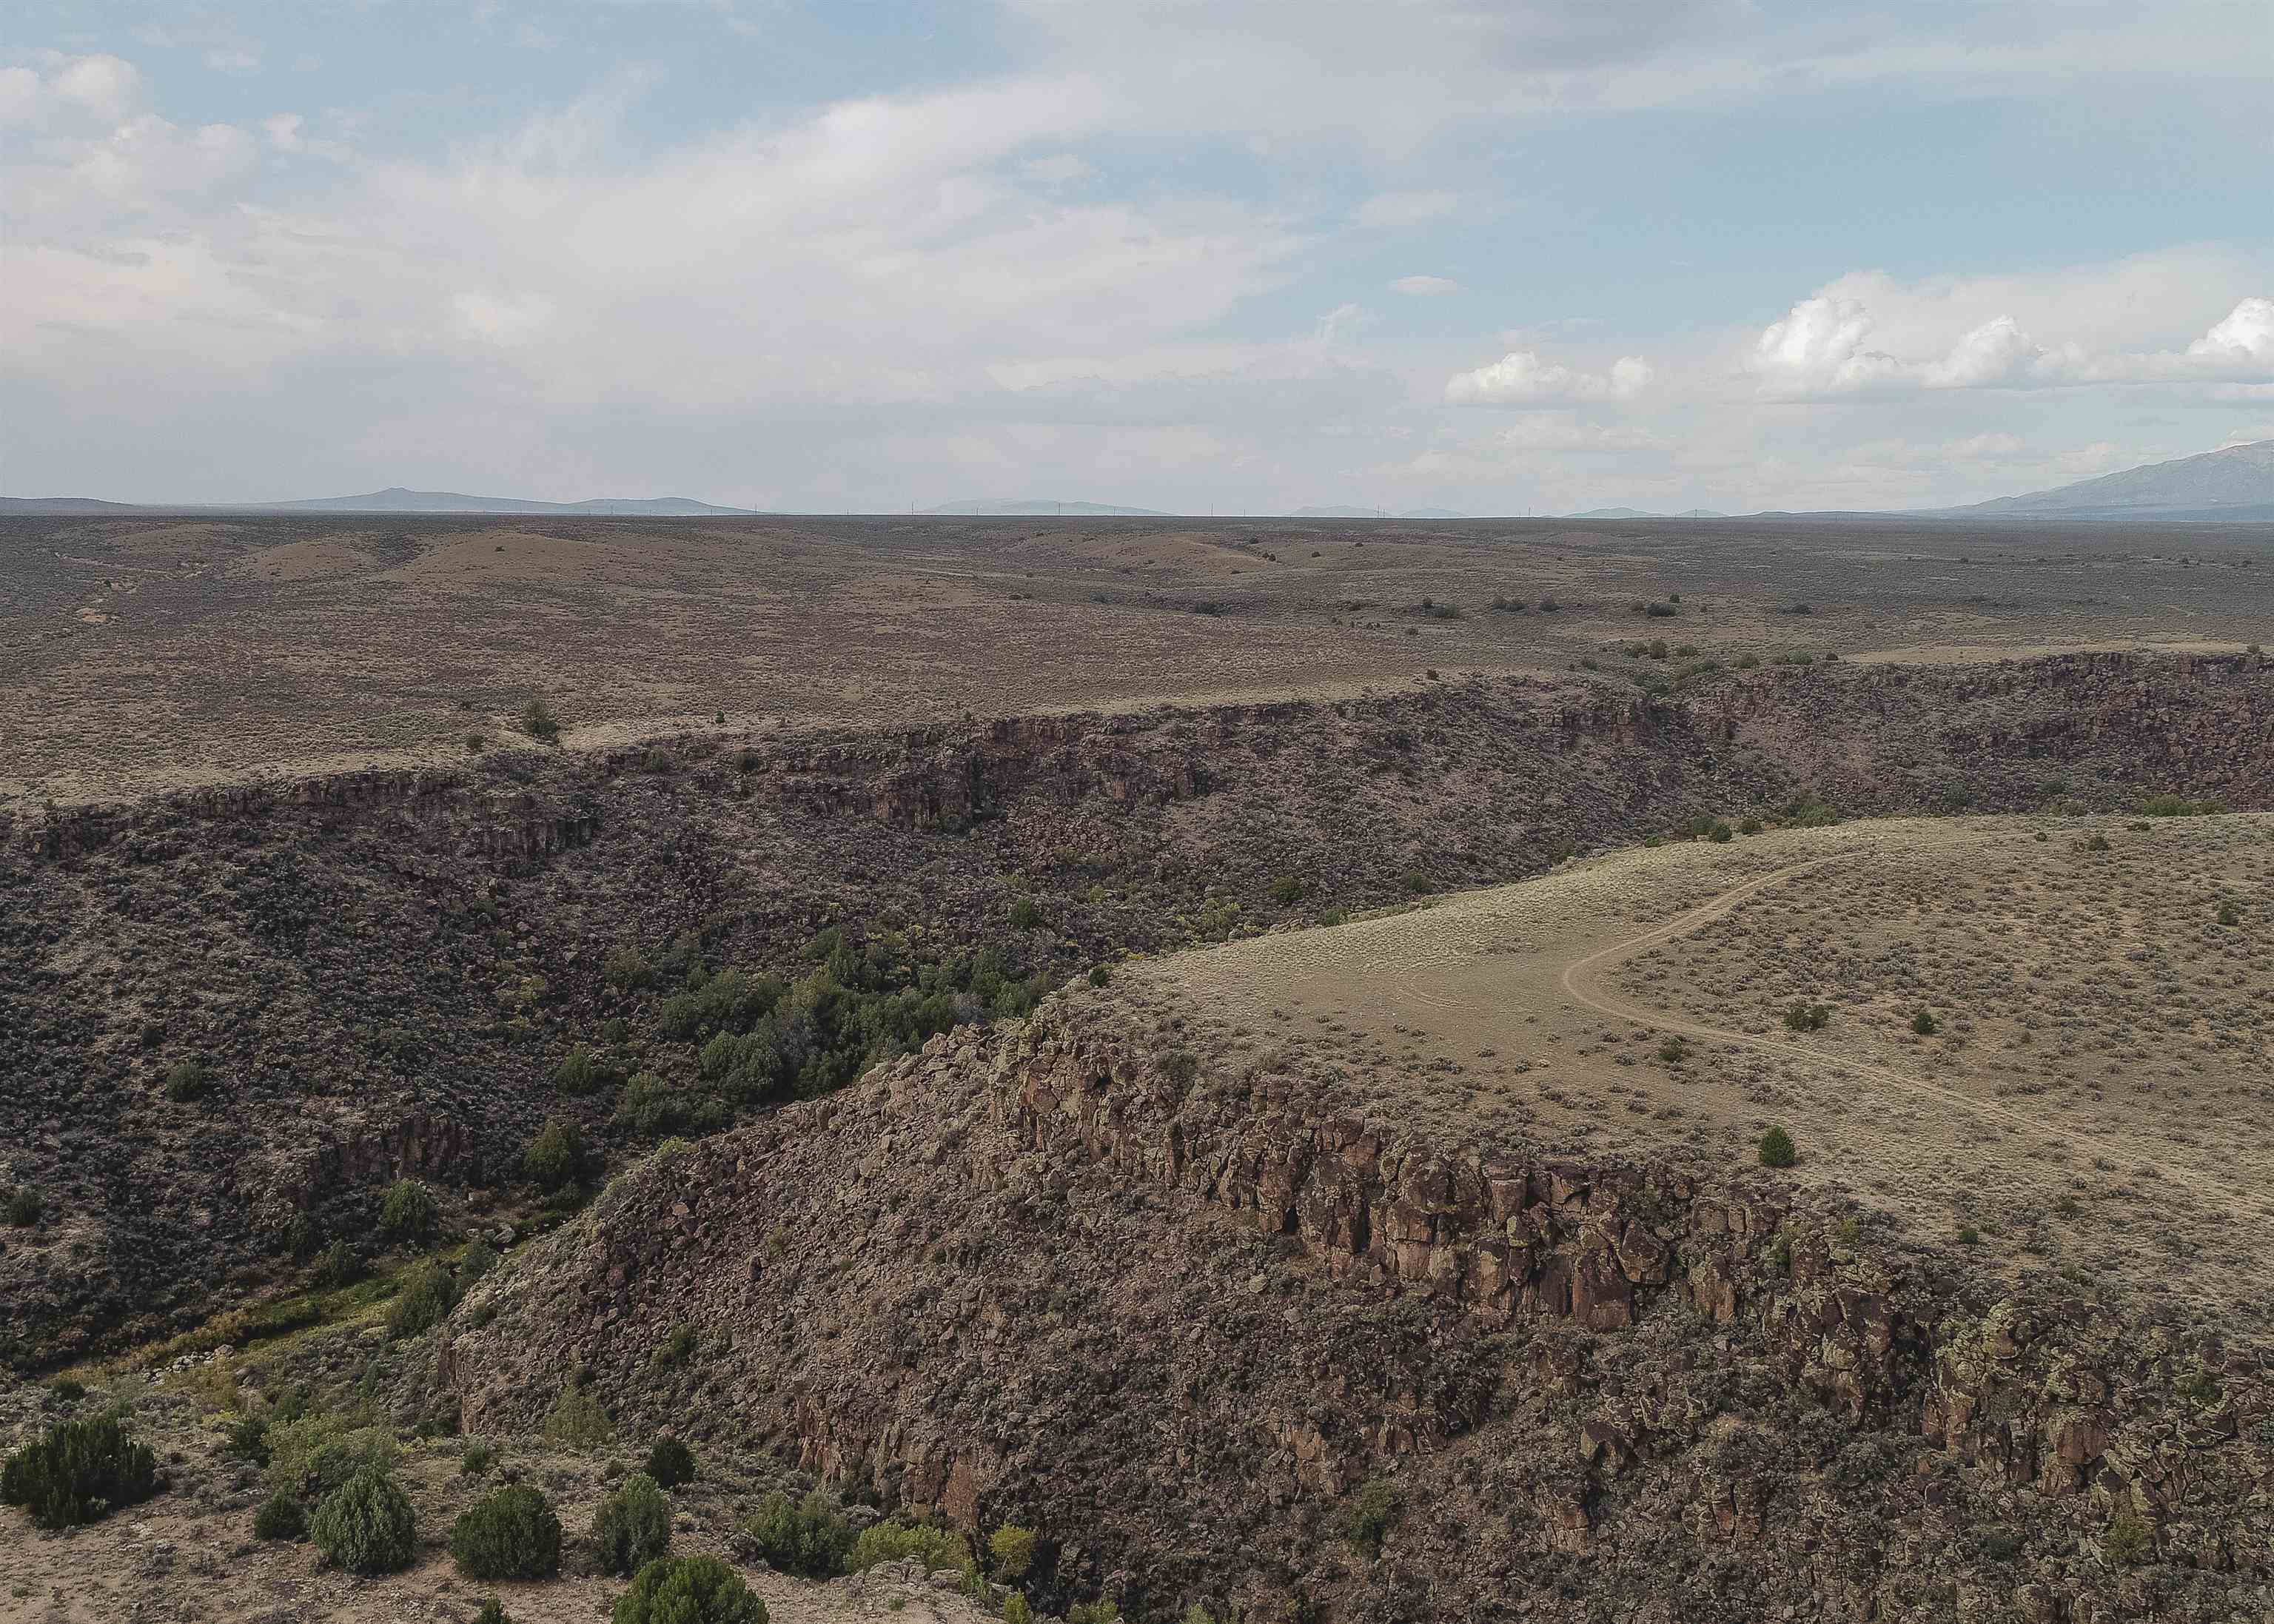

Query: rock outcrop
435;998;2274;1622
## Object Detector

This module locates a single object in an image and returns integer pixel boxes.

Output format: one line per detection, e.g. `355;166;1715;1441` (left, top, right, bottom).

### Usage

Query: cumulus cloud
1445;349;1651;406
1389;275;1460;296
1748;283;2274;398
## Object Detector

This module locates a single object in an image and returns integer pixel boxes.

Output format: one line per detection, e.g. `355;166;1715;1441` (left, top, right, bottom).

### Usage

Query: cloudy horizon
5;0;2272;514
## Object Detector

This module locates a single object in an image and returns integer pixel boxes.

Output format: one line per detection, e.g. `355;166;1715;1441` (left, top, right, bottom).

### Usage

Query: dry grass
1133;813;2274;1331
7;511;2270;813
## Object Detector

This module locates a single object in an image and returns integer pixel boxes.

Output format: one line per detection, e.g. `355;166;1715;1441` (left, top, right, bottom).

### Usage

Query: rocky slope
4;652;2271;1369
430;995;2274;1623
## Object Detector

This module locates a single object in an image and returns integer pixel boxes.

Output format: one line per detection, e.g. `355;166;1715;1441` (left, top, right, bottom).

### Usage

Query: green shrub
164;1058;212;1102
2216;901;2240;926
846;1518;976;1578
1087;964;1112;987
591;1472;671;1575
988;1524;1039;1580
742;1490;853;1578
386;1258;460;1340
462;1440;497;1477
554;1045;617;1096
612;1071;730;1139
314;1238;363;1288
224;1412;272;1464
645;1437;697;1489
2104;1506;2152;1566
1345;1478;1401;1559
1957;1225;1982;1246
378;1179;440;1246
604;945;656;992
1911;1007;1940;1036
452;1483;563;1580
543;1384;614;1450
265;1415;398;1497
253;1489;306;1540
521;698;561;743
1002;1597;1034;1624
1269;876;1306;905
1782;1001;1831;1032
523;1116;588;1191
1759;1127;1798;1168
652;1323;697;1369
459;1238;500;1287
1656;1037;1688;1064
1067;1603;1121;1624
1008;896;1043;930
5;1185;42;1227
612;1556;768;1624
476;1601;511;1624
0;1409;160;1529
309;1468;417;1574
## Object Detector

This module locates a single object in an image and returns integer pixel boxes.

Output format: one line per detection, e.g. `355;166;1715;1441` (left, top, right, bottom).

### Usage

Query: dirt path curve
1554;857;2221;1183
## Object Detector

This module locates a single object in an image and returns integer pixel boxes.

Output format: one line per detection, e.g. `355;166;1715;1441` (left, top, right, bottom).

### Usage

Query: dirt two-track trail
1555;858;2247;1202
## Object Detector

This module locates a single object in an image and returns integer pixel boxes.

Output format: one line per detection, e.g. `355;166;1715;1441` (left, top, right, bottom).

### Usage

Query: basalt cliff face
434;999;2273;1623
4;653;2272;1369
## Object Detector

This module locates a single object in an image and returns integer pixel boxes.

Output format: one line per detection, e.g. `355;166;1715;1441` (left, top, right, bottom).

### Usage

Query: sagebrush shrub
1782;1001;1831;1032
4;1185;41;1227
611;1556;768;1624
309;1468;416;1574
591;1472;671;1575
451;1483;563;1580
0;1409;159;1529
521;698;561;742
846;1518;975;1578
164;1058;212;1102
742;1489;852;1577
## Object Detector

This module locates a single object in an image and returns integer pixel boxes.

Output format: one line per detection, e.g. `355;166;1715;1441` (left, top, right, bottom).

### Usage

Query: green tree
1759;1127;1798;1168
612;1556;768;1624
378;1179;440;1246
742;1490;853;1578
0;1409;160;1529
451;1484;563;1580
309;1468;417;1574
591;1473;671;1575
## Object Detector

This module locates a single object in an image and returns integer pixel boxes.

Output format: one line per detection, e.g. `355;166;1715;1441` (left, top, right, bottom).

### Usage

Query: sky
4;1;2273;514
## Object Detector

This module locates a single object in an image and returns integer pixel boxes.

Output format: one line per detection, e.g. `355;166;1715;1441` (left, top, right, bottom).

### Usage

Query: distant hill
1564;507;1726;520
264;488;759;515
922;499;1172;517
0;488;761;516
1933;440;2274;520
0;496;149;514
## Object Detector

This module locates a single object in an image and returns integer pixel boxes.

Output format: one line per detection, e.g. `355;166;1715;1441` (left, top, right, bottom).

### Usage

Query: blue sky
5;0;2271;511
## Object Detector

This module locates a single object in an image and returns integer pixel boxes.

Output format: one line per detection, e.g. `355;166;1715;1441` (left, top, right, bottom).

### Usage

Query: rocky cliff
5;652;2273;1369
434;997;2274;1622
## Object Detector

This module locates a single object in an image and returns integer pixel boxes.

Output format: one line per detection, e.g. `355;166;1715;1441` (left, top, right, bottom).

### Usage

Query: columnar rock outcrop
433;998;2271;1622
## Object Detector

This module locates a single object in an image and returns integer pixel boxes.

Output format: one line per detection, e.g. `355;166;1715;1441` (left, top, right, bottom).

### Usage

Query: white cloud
2187;296;2274;369
1389;275;1460;296
1445;349;1651;406
1747;275;2274;400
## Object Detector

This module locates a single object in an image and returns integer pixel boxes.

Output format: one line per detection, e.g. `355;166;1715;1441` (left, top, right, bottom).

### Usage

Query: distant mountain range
924;499;1171;517
4;441;2269;522
1566;507;1726;520
1925;439;2274;522
0;487;759;517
